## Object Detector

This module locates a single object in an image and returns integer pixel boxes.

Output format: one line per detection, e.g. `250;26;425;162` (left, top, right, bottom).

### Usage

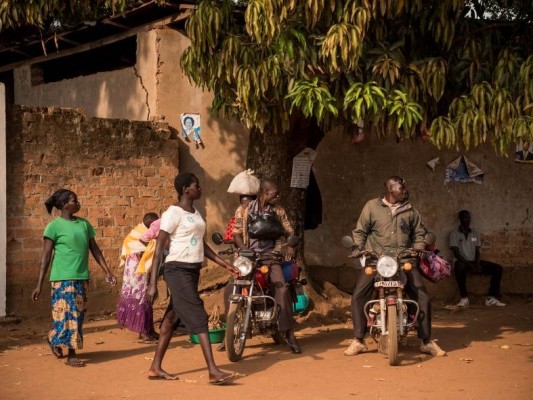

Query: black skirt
163;261;208;334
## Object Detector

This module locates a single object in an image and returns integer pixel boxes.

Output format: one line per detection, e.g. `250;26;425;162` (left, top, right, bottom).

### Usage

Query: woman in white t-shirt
146;172;238;385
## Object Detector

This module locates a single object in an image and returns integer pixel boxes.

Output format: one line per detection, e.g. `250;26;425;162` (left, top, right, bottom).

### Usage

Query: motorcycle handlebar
238;249;255;258
217;249;235;256
349;248;426;260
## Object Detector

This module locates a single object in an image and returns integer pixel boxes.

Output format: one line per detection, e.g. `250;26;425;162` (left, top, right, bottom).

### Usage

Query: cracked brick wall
6;105;179;316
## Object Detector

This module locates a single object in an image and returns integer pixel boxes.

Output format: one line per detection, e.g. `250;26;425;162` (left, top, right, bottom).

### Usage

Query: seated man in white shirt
449;210;505;307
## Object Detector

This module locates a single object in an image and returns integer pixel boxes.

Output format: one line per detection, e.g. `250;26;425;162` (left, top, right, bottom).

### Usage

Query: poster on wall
444;155;484;184
515;138;533;163
290;148;317;188
180;113;203;147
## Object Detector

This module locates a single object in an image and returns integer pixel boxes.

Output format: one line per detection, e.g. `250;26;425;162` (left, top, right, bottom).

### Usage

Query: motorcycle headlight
376;255;398;278
233;256;253;276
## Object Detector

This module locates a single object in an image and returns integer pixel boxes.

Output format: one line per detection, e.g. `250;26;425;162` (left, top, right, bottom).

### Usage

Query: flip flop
47;339;63;359
138;339;158;344
209;373;236;386
65;358;85;367
147;374;179;381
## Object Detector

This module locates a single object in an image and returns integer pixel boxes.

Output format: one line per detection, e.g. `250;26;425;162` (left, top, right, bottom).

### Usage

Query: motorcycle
212;232;306;362
342;236;421;366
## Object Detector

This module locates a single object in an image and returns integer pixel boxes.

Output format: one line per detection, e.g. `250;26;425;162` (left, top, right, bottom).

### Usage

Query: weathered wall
6;106;179;316
11;28;250;275
155;28;250;247
305;130;533;299
7;25;251;317
13;31;158;121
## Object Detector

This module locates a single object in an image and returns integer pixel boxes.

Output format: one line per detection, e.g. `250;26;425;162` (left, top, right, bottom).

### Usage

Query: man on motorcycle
345;176;446;357
232;179;302;354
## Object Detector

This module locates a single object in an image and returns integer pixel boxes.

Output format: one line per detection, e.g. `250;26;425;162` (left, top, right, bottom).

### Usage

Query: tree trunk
245;115;342;319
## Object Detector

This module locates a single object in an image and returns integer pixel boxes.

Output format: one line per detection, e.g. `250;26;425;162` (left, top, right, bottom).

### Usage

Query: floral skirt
116;254;153;334
48;280;87;349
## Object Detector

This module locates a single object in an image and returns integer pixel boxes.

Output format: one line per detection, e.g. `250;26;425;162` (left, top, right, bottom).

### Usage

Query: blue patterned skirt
48;280;88;349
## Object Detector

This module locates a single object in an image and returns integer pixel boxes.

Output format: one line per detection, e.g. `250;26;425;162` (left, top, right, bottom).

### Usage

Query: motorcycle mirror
286;235;301;247
341;235;355;249
212;232;224;245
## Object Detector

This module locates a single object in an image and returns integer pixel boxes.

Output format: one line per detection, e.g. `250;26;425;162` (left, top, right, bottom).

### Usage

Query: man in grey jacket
345;176;446;357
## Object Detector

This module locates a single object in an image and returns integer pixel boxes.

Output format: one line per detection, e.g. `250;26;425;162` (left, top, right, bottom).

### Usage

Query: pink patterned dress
116;220;160;334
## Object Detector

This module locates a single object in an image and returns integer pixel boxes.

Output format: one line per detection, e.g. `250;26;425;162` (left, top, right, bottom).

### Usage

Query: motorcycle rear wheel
387;304;399;366
226;301;247;362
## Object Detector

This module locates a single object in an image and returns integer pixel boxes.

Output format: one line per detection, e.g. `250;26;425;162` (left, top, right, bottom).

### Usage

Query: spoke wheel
225;301;247;362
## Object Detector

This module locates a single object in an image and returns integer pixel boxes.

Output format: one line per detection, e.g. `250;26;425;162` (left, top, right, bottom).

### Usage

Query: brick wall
6;106;179;316
481;230;533;267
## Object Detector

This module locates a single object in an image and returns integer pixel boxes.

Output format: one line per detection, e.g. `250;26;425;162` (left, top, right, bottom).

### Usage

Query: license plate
374;281;404;288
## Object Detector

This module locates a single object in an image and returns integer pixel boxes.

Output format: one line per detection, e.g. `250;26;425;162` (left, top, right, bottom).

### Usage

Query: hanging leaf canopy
179;0;533;154
2;0;532;154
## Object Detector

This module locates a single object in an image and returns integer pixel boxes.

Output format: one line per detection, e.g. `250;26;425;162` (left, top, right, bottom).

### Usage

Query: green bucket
190;326;226;344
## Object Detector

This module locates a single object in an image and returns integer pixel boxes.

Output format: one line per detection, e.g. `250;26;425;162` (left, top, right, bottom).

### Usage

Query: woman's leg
197;332;234;383
164;264;234;384
65;348;85;367
50;281;87;367
147;308;179;379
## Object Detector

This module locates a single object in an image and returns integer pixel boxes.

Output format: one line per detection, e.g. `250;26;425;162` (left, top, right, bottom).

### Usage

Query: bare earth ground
1;297;532;400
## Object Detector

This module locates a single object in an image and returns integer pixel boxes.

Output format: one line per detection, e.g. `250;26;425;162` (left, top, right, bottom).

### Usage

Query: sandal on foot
138;338;158;344
138;334;158;344
147;373;179;381
65;358;85;367
47;339;63;359
209;373;236;386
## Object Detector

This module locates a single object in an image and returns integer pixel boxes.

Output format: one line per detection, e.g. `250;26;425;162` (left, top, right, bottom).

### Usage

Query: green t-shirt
44;217;96;281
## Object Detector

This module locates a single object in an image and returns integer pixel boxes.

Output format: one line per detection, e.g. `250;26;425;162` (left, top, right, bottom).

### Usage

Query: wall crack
133;65;151;121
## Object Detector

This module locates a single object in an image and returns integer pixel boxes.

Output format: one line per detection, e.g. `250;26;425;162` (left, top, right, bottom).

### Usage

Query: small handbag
420;252;451;283
248;212;284;239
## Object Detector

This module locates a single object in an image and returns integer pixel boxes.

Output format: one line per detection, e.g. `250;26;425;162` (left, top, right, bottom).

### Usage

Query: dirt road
1;298;532;400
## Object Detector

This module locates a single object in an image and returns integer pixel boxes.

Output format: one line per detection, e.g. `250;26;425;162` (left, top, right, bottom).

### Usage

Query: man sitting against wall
450;210;505;307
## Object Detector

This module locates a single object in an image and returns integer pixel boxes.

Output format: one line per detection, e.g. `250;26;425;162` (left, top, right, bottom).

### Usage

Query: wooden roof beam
0;9;191;73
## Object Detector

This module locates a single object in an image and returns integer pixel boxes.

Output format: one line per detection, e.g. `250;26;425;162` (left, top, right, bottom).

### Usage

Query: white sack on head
227;169;260;195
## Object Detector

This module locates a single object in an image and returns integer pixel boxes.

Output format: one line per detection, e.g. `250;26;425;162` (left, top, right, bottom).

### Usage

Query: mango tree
180;0;533;306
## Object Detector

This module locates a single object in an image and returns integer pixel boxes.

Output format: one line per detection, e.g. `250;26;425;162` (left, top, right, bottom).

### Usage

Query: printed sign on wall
180;113;203;147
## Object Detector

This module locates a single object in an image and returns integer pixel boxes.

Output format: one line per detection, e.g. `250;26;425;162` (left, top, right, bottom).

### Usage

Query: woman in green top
32;189;117;367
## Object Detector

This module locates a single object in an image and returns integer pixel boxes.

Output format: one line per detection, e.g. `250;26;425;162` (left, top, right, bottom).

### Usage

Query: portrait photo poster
515;138;533;164
180;113;202;145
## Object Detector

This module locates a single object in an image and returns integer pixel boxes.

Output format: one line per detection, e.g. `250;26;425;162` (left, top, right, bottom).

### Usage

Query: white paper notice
290;148;317;188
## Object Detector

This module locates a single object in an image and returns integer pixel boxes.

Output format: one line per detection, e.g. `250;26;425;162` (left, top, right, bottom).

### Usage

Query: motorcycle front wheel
387;304;399;366
225;301;247;362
